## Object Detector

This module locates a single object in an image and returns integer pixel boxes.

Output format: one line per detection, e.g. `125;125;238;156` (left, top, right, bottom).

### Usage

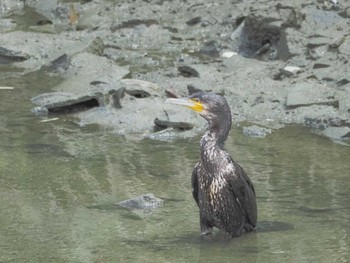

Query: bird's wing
227;158;257;226
191;162;200;206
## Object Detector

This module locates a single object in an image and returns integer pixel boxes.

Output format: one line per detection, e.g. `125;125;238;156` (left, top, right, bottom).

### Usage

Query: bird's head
166;92;231;122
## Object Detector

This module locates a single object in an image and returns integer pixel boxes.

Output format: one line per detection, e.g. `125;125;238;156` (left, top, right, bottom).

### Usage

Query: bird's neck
202;114;231;146
199;111;232;172
200;122;231;170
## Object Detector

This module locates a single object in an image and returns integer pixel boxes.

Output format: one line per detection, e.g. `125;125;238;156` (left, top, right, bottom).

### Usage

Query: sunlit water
1;70;350;263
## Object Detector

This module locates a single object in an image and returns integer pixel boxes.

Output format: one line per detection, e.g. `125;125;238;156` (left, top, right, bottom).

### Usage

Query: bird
166;92;257;237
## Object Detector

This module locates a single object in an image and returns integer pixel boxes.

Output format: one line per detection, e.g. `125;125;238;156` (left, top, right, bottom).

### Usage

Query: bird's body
192;128;257;237
166;92;257;237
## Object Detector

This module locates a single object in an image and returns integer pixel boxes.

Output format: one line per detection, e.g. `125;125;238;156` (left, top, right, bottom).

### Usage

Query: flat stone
31;92;103;116
286;83;339;109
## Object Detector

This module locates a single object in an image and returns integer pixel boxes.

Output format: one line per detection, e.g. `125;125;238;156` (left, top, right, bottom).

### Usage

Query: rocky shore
1;0;350;143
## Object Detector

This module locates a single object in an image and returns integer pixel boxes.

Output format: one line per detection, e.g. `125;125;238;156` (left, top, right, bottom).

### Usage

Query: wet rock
0;47;29;64
31;92;103;116
116;193;163;209
286;83;339;109
243;125;272;138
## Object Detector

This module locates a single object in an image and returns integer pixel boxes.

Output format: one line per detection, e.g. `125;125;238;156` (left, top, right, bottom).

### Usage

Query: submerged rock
116;193;163;209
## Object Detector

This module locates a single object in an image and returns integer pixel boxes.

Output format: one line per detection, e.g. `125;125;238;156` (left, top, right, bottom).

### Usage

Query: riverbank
1;0;349;144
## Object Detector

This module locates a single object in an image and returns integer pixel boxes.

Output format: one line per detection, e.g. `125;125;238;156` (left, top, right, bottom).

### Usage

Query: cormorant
166;92;257;237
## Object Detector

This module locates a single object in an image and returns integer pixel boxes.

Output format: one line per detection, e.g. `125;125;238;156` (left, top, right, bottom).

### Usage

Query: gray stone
322;127;350;141
286;83;339;109
0;47;29;64
31;92;103;116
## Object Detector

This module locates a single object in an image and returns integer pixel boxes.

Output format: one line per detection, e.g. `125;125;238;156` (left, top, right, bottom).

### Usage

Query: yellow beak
165;98;204;112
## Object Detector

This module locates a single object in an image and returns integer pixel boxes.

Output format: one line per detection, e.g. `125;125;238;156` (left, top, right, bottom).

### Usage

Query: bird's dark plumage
167;92;257;237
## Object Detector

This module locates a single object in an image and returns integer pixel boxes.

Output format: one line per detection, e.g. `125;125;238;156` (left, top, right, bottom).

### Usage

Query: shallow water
1;71;350;263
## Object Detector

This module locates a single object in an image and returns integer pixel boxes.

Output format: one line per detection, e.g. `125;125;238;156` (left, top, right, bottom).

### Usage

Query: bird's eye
192;98;200;103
